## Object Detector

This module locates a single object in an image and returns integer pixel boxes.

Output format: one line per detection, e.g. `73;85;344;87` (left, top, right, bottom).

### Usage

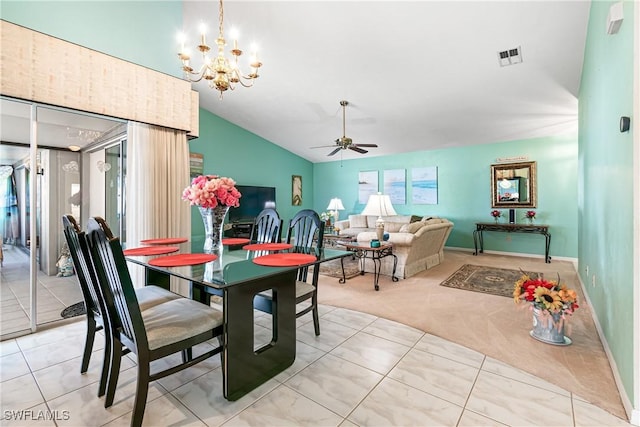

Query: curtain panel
126;122;191;295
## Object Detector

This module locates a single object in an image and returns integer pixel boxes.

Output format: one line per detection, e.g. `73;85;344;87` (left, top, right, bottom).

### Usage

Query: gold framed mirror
490;161;537;208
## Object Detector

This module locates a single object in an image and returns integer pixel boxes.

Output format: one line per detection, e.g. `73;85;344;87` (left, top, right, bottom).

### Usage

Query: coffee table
321;234;354;247
339;242;398;291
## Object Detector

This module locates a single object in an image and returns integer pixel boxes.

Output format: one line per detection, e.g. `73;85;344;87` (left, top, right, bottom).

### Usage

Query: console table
473;222;551;263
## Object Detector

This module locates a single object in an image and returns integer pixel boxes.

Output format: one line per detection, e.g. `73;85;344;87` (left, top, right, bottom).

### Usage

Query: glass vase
530;307;571;345
199;205;229;254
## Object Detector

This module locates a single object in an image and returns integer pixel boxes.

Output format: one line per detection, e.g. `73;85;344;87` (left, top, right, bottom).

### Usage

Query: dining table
126;241;351;401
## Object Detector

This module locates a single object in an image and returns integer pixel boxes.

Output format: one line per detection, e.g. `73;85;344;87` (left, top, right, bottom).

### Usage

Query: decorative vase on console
491;210;501;224
524;210;536;225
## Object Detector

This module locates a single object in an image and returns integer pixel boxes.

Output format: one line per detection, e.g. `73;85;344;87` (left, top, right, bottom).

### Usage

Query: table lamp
327;197;345;224
361;192;397;242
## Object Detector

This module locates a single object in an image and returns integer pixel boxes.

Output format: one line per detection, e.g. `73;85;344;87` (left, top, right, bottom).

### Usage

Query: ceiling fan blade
349;146;368;154
354;143;378;148
310;144;339;149
328;147;342;156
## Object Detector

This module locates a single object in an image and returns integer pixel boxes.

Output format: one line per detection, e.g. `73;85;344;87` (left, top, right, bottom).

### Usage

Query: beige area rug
440;264;542;298
311;256;361;280
317;249;627;421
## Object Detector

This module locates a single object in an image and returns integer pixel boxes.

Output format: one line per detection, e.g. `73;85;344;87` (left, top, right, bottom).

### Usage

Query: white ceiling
0;1;591;166
183;0;590;163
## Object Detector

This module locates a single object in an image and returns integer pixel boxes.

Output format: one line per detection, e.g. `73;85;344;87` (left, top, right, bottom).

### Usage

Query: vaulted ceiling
182;1;590;163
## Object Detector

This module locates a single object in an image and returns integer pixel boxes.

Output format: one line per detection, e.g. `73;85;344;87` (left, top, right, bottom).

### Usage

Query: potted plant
513;273;579;345
490;210;501;223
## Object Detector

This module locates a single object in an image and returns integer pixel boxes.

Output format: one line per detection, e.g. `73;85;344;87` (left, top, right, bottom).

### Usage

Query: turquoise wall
578;0;635;403
0;1;181;76
314;134;579;259
188;108;314;249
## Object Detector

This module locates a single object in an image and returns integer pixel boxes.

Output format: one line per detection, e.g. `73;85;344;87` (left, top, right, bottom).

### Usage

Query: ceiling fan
311;100;378;156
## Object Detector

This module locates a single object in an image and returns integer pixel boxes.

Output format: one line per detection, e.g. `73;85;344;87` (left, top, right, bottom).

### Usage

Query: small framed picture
292;175;302;206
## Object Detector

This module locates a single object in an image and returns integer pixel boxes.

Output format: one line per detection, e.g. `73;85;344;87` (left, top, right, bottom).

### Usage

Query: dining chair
86;217;224;426
250;208;283;243
254;209;325;335
62;215;181;399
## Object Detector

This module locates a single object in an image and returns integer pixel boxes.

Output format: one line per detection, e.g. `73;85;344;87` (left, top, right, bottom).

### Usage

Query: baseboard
444;246;578;267
576;270;637;424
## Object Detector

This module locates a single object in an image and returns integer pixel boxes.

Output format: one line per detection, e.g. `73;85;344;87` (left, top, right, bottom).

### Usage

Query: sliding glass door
1;96;123;339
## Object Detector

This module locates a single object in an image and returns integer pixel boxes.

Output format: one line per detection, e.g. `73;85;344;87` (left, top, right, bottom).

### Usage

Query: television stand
228;222;253;239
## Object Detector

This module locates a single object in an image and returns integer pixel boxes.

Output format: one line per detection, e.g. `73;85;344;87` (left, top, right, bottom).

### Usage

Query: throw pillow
384;222;405;233
410;215;422;223
349;215;368;228
399;222;423;234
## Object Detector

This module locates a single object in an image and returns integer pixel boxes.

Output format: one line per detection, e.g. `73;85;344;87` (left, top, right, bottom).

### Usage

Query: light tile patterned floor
0;305;632;426
1;245;83;338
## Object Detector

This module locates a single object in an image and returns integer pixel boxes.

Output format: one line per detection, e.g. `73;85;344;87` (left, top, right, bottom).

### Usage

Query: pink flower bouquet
182;175;241;209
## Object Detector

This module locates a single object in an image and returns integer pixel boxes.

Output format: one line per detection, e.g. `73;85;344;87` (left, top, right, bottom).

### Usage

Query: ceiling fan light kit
311;100;378;156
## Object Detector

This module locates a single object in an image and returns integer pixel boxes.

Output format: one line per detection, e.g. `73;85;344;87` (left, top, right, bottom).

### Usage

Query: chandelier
177;0;262;99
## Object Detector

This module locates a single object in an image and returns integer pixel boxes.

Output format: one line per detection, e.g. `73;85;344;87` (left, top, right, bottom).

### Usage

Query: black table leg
339;256;347;284
372;253;381;291
391;254;399;282
222;270;297;401
545;233;552;263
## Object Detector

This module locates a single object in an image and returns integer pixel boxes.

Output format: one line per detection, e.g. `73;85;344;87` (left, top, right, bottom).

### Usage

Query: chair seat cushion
141;298;223;350
135;285;181;311
295;281;315;299
257;281;315;300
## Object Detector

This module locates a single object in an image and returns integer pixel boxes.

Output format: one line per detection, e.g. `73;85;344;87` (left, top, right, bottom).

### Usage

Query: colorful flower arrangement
491;210;501;219
182;175;241;209
524;210;536;220
514;273;579;319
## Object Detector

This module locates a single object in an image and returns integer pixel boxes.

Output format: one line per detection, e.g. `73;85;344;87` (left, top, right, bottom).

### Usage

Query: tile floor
1;244;84;338
0;304;632;426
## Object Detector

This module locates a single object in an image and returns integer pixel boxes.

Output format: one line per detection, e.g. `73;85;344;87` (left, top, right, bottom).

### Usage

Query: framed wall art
384;169;406;204
292;175;302;206
358;170;378;204
411;166;438;204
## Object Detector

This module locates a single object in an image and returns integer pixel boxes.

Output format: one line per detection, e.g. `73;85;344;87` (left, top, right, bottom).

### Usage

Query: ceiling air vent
498;46;522;67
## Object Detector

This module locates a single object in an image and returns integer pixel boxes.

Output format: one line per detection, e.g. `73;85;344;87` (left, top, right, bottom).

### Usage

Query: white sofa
334;215;454;279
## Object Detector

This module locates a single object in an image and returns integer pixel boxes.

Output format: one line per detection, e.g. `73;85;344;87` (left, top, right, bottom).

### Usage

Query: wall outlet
592;274;596;287
505;235;511;242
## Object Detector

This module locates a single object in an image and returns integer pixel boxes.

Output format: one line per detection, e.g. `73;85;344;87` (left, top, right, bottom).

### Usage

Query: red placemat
123;246;179;256
148;253;217;267
242;243;293;251
140;237;188;245
222;238;251;245
252;253;316;267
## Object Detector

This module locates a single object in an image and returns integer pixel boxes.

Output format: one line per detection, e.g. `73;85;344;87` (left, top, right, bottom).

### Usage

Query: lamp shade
361;193;397;217
327;198;345;211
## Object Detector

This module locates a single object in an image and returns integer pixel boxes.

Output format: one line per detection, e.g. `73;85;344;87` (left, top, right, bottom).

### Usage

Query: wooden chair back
86;216;148;354
251;208;283;243
286;209;325;282
62;215;102;319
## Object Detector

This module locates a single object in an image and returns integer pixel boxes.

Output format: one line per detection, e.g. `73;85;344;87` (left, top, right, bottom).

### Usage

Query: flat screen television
229;185;276;223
